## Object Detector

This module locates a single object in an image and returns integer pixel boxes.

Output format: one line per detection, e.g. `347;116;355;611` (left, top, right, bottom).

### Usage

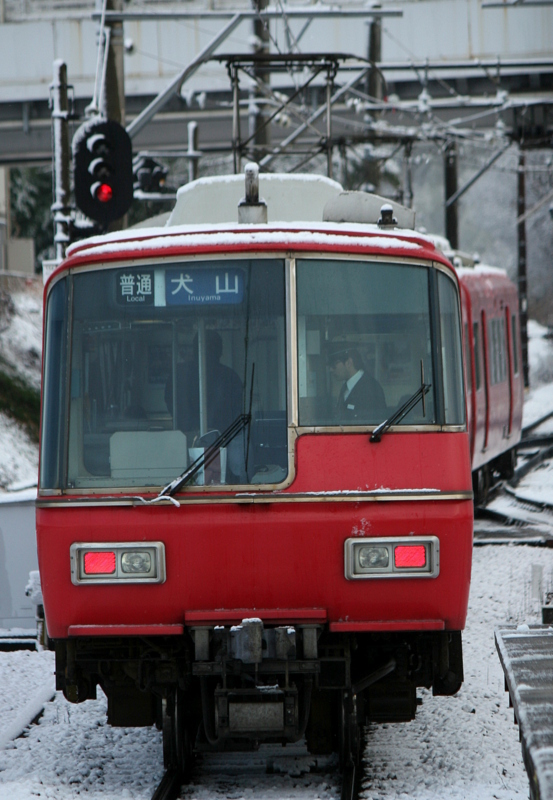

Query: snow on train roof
167;173;343;226
63;173;443;269
456;264;509;278
65;223;425;264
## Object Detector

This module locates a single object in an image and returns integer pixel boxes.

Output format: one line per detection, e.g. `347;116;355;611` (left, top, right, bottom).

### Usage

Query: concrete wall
0;0;551;104
0;494;38;630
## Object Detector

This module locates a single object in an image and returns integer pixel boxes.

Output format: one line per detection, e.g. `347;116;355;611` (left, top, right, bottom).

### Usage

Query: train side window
464;323;472;393
511;313;519;375
472;322;482;391
40;277;68;489
437;271;465;425
500;317;507;381
489;319;496;384
489;317;507;385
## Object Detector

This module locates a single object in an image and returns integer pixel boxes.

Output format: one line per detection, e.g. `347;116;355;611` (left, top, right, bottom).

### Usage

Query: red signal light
96;183;113;203
84;551;116;574
394;545;426;569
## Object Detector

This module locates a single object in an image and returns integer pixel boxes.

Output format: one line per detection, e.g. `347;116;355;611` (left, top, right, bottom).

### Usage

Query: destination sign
165;268;244;306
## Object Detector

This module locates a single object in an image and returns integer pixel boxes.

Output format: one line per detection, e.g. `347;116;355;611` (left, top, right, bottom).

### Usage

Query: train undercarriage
54;623;463;773
472;447;518;506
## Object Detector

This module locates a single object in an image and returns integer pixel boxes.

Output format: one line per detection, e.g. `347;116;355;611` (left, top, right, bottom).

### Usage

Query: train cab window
512;313;519;375
296;259;437;427
473;321;482;391
55;259;287;490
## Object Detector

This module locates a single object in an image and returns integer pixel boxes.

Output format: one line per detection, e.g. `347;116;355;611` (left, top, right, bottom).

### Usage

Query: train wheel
496;448;517;480
305;689;334;755
472;465;490;506
162;690;194;779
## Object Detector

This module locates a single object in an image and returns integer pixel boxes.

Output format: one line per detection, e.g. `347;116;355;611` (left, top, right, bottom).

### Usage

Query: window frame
293;254;465;433
39;252;467;497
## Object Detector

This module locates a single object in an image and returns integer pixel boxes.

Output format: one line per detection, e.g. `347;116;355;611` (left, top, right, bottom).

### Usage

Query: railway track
475;423;553;542
149;740;356;800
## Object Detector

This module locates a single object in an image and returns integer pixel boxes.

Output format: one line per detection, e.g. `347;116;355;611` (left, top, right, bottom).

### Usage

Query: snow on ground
1;545;552;800
0;282;43;392
361;546;552;800
0;412;38;491
523;319;553;430
0;278;42;493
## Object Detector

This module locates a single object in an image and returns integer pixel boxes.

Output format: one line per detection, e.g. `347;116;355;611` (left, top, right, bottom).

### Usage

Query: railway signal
72;117;133;224
133;155;169;194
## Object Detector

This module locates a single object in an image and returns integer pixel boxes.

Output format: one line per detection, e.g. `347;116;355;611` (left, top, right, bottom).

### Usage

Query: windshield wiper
370;363;431;443
159;412;251;497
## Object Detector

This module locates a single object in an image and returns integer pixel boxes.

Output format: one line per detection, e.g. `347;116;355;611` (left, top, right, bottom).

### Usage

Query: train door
460;284;475;461
505;306;514;437
480;309;490;452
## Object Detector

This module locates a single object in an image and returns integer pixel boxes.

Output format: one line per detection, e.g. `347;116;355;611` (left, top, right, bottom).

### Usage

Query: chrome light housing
344;536;439;580
70;542;166;585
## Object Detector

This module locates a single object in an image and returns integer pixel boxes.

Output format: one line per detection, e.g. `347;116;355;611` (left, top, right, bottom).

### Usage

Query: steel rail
340;738;364;800
517;434;553;449
522;409;553;437
0;682;56;749
151;767;183;800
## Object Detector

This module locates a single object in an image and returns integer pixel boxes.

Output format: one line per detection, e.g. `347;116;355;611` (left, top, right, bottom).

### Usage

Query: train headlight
121;551;152;574
344;536;439;580
70;542;165;584
358;545;389;569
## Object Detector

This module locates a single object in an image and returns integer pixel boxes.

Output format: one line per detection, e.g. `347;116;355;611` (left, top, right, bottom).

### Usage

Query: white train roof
167;173;343;226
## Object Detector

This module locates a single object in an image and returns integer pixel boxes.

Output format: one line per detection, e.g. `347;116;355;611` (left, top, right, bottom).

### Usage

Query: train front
37;175;473;768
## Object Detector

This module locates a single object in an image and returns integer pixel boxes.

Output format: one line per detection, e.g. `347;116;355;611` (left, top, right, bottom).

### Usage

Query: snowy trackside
523;319;553;430
1;545;551;800
0;412;38;491
0;279;42;491
0;284;42;391
361;545;551;800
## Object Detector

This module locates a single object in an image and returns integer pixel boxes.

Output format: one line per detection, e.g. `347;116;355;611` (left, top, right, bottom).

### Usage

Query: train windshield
296;259;464;428
41;259;287;490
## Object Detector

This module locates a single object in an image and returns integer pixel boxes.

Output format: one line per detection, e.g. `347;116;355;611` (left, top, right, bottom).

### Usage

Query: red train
37;168;515;776
457;258;523;502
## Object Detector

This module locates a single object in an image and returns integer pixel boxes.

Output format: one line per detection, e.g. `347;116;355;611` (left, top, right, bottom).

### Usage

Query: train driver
329;347;387;424
165;329;243;435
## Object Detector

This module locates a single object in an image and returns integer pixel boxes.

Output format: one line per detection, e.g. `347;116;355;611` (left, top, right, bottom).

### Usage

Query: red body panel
37;432;473;639
458;269;523;472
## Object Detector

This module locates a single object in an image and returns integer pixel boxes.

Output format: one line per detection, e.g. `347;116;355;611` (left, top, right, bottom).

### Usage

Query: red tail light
84;551;116;574
394;545;426;569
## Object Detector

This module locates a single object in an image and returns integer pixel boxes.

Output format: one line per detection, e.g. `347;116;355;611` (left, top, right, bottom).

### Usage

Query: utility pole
250;0;271;160
517;147;529;388
365;11;382;192
444;139;459;249
51;60;71;263
187;121;201;183
366;11;382;102
101;0;127;229
403;141;413;208
102;0;126;124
